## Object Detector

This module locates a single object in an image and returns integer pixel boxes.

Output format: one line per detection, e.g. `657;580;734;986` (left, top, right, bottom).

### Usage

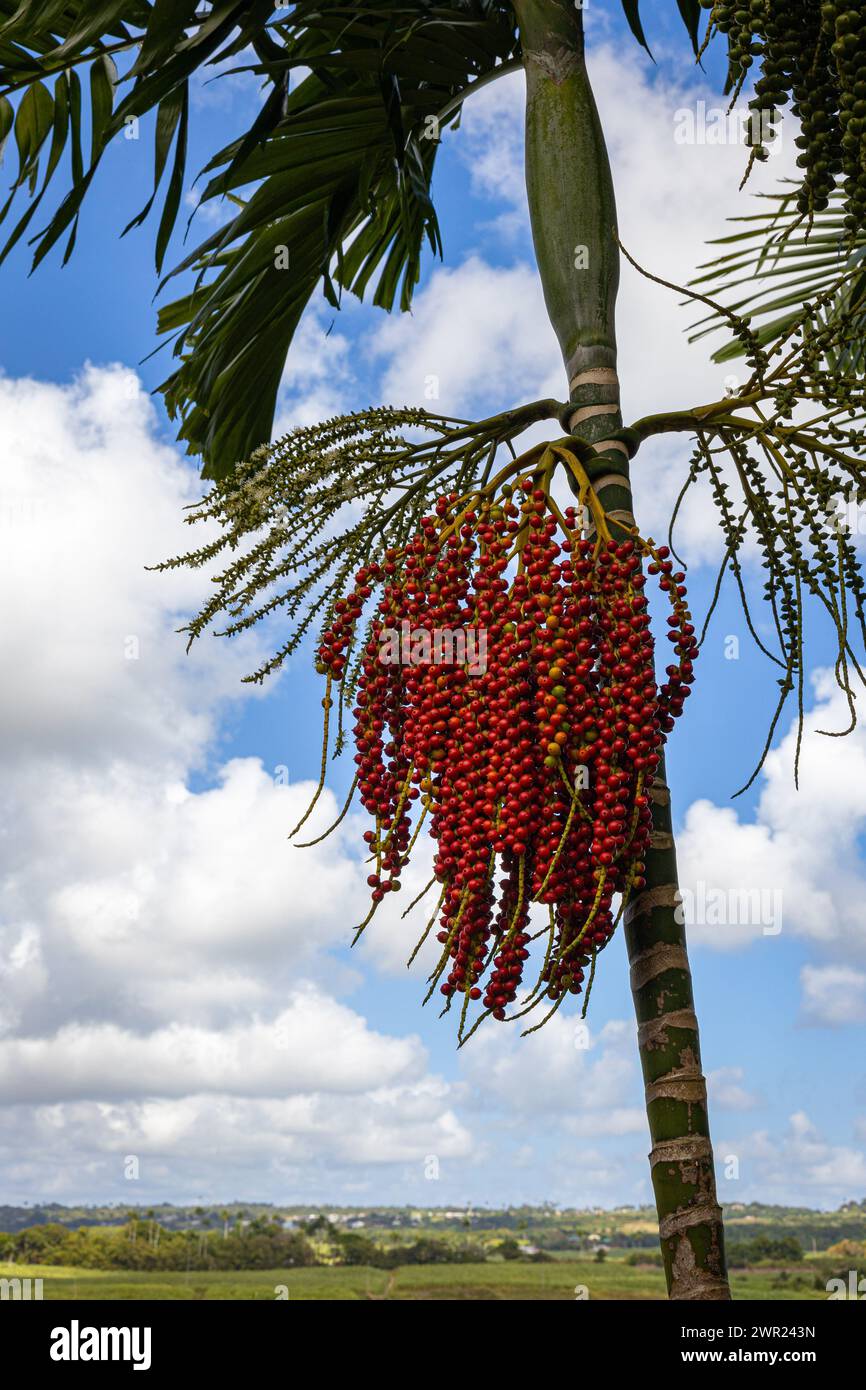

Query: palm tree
3;1;864;1302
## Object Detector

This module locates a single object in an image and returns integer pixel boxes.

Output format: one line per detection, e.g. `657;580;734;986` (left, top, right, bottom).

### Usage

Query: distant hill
1;1199;865;1252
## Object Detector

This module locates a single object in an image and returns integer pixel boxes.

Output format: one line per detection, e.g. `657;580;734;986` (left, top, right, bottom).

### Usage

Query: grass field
1;1259;827;1301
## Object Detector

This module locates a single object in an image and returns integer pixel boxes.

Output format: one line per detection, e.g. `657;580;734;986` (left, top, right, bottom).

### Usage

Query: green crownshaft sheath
513;0;730;1299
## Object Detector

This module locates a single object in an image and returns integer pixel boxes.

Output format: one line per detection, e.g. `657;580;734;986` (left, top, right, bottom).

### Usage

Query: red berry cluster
317;571;374;681
316;478;696;1033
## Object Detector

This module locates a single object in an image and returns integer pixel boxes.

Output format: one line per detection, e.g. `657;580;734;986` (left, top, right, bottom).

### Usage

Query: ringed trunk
513;0;731;1301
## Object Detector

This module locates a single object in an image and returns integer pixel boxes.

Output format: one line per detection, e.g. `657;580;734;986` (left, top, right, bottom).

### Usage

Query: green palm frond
157;1;522;477
688;182;866;376
0;1;267;273
0;1;706;477
0;0;521;477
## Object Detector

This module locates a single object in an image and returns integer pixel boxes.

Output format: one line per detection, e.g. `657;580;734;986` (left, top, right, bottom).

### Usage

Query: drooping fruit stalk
317;445;697;1038
513;0;731;1299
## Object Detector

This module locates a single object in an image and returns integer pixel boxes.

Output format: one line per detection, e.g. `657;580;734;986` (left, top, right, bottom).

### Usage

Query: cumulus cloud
2;367;860;1204
459;1014;642;1120
801;966;866;1028
707;1067;762;1112
0;986;426;1104
0;364;266;774
0;367;475;1201
677;675;866;959
0;1083;472;1202
725;1112;866;1203
370;257;561;417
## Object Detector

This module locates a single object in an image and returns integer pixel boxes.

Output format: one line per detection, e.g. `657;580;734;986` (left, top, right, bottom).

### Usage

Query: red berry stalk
310;443;698;1038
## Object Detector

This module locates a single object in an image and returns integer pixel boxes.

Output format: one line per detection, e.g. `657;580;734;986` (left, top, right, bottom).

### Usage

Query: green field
1;1259;827;1301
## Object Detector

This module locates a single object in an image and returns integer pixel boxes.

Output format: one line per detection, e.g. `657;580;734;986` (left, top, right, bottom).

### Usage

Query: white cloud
564;1107;647;1139
0;1083;472;1201
707;1067;761;1112
726;1112;866;1204
371;256;561;417
0;364;266;775
451;76;527;241
459;1015;641;1119
593;46;797;426
0;925;46;1037
677;675;866;958
0;366;476;1202
0;986;425;1104
801;966;866;1027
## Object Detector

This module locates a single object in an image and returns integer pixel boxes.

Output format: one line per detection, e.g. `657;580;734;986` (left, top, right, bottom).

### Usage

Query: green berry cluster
705;0;866;232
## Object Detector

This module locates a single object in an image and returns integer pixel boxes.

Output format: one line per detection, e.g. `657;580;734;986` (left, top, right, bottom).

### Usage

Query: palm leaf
0;0;522;476
0;1;707;477
687;182;866;375
155;2;525;476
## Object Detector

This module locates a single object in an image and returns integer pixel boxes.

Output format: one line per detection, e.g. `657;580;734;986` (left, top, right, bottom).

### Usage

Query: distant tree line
0;1219;540;1272
0;1221;317;1271
725;1236;804;1267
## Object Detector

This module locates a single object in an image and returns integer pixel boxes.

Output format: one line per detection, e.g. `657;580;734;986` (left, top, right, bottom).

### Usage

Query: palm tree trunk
513;0;730;1300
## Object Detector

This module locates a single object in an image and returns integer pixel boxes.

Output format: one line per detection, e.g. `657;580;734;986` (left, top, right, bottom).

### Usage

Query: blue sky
1;3;865;1213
